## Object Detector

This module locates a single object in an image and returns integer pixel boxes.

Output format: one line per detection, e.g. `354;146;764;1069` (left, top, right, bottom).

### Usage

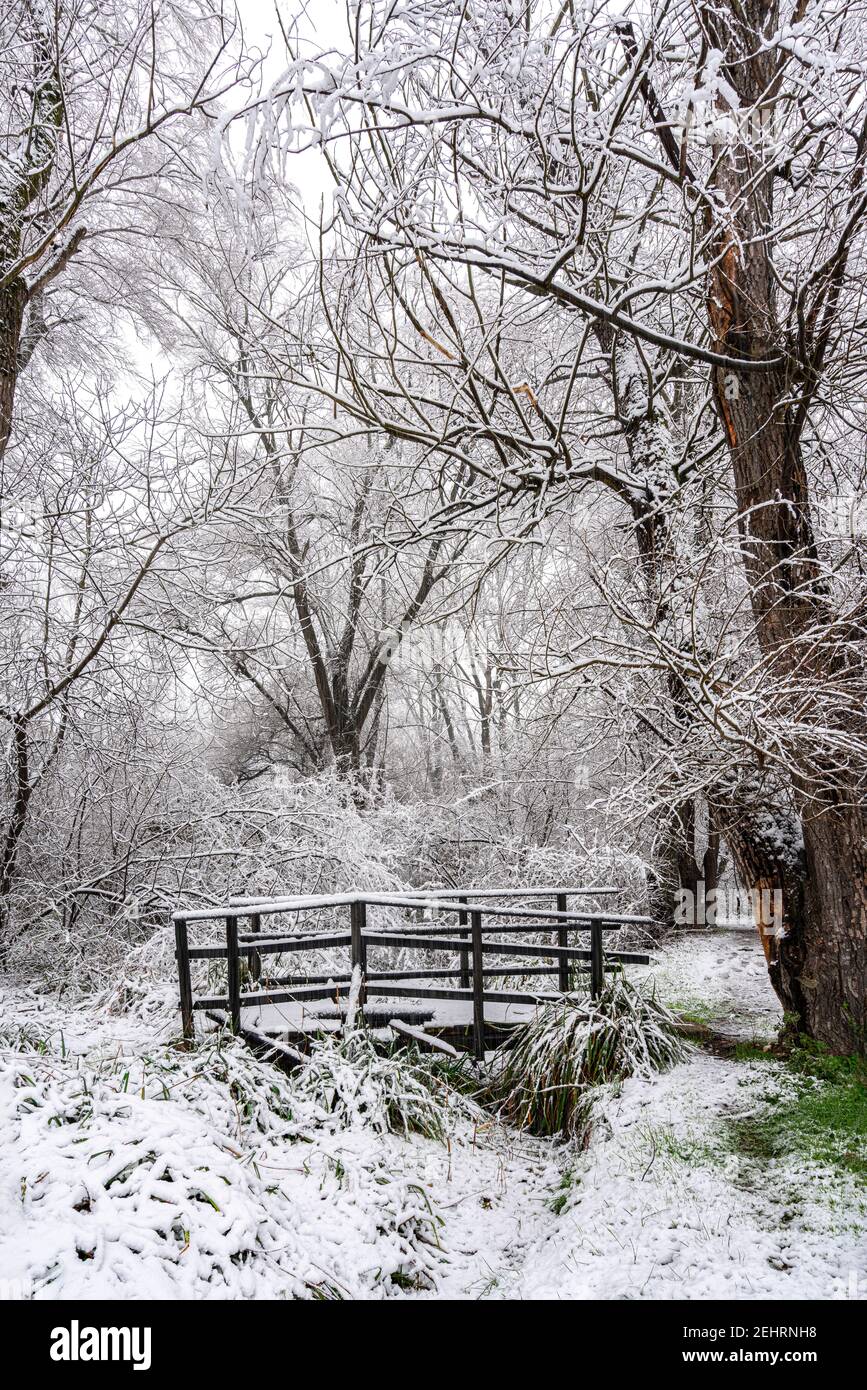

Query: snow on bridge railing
171;887;652;1059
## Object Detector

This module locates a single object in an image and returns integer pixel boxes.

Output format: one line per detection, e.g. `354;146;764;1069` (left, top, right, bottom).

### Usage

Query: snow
496;1055;867;1300
1;927;865;1301
246;984;541;1036
635;926;784;1040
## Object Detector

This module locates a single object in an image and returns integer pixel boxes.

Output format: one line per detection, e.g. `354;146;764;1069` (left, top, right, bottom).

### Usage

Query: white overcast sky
238;0;349;217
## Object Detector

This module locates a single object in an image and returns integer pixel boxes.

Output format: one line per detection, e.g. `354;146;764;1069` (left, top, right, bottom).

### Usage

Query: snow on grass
485;981;689;1137
286;1027;481;1140
1;926;865;1301
498;1052;867;1300
0;1022;473;1299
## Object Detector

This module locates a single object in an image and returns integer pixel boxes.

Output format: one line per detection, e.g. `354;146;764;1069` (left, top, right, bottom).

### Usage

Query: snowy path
640;926;783;1040
411;929;866;1300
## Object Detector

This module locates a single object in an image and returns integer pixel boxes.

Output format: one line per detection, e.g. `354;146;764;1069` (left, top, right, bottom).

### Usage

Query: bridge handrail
173;889;644;926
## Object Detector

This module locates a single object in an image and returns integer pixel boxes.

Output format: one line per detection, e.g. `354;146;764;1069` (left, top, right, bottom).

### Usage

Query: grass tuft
289;1028;483;1141
483;980;689;1138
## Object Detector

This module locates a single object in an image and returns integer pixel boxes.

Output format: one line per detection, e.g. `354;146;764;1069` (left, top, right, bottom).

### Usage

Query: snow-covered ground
637;926;784;1040
1;928;865;1300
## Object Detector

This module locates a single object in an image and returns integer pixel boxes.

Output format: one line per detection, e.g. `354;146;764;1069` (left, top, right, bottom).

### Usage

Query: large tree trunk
0;277;27;462
704;0;867;1050
799;810;867;1050
710;779;809;1020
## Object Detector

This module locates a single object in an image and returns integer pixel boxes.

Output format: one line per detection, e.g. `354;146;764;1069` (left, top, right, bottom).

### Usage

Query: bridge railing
172;887;652;1059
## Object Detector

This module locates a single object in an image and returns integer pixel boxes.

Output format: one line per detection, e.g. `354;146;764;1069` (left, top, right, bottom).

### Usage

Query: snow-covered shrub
0;1024;449;1298
486;981;689;1138
288;1029;482;1140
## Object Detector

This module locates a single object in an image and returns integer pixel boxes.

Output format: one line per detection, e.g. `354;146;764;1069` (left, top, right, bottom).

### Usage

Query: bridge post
590;918;604;998
458;895;470;990
249;912;261;984
350;899;367;1008
226;915;241;1032
175;917;194;1041
556;892;569;993
471;909;485;1061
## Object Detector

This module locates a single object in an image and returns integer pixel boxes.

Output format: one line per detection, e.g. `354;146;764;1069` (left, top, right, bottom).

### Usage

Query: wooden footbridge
173;887;653;1059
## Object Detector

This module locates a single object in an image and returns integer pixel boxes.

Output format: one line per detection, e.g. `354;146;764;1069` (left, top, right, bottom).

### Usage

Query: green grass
786;1037;867;1085
549;1167;579;1214
732;1076;867;1178
625;1036;867;1211
733;1040;777;1063
671;1000;718;1027
729;1039;867;1182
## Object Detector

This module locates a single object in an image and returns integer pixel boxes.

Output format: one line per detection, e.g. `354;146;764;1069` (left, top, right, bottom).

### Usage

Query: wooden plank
195;983;350;1010
590;918;604;998
481;940;592;962
265;969;452;988
480;989;562;1006
361;931;595;961
364;984;474;1004
458;895;470;990
236;932;352;953
360;897;646;923
556;891;569;993
362;919;624;937
249;911;261;984
365;984;566;1008
187;945;232;960
176;893;649;926
266;965;571;988
264;973;353;988
350;899;367;1007
460;965;570;978
409;886;621;900
360;931;478;952
176;892;358;923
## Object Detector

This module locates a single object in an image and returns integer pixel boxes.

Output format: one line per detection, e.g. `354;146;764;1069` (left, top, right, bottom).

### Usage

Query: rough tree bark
704;0;867;1051
603;329;718;931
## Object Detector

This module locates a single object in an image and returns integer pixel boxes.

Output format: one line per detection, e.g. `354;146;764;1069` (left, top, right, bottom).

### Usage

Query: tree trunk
704;0;867;1050
0;277;27;462
799;810;867;1051
0;721;32;962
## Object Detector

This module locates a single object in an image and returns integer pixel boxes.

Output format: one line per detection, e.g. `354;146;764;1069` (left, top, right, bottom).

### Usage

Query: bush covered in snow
485;981;689;1138
0;1021;482;1299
